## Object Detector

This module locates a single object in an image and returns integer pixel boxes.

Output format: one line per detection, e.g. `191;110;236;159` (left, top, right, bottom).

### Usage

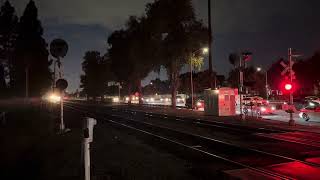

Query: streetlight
190;47;209;109
202;47;209;54
257;67;262;72
256;67;269;100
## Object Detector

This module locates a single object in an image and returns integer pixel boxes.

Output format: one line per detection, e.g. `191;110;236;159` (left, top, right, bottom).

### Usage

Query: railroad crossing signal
280;61;296;80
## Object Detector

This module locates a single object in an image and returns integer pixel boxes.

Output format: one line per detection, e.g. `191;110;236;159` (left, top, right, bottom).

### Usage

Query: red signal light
280;80;296;94
285;83;292;91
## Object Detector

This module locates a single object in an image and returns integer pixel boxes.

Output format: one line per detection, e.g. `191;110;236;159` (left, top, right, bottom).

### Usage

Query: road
262;110;320;126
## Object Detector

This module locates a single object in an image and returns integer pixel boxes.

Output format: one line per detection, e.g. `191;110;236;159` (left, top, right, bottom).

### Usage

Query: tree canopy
80;51;113;100
0;1;18;96
144;0;208;107
9;0;51;97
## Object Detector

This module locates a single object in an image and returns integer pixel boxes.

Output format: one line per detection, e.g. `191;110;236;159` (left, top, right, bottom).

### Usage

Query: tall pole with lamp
207;0;214;88
239;52;252;119
190;47;208;109
257;67;269;100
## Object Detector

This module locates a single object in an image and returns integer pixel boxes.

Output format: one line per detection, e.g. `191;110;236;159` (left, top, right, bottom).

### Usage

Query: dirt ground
0;104;198;180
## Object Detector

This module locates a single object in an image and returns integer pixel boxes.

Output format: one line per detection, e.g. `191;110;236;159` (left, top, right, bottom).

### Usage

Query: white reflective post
84;118;97;180
60;91;65;131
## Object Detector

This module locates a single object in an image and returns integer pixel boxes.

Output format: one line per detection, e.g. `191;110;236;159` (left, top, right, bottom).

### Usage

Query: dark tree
228;53;240;68
108;16;161;103
227;66;265;96
145;0;208;108
143;78;170;95
80;51;110;100
108;29;135;100
10;0;51;97
267;58;286;91
0;1;18;96
179;70;221;95
293;51;320;95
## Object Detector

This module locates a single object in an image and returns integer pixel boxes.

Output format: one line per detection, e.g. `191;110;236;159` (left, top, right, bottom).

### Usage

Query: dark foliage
9;0;51;97
0;1;18;96
80;51;111;100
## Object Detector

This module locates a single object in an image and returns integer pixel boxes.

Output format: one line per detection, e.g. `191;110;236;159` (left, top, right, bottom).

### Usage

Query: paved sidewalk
110;104;320;134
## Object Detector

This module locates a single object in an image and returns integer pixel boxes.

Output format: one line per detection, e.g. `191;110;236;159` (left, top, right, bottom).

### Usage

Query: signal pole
239;56;244;119
288;48;294;126
208;0;214;88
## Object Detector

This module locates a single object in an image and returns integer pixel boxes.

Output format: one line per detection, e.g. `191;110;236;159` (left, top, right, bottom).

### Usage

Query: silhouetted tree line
81;0;208;108
0;0;51;97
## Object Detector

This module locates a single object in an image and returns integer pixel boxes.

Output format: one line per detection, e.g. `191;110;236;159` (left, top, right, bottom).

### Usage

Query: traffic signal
284;83;292;91
242;51;252;61
281;80;296;94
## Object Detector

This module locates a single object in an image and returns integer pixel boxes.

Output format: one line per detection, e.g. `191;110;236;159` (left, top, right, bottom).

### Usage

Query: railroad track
64;102;320;179
67;100;287;135
66;101;320;149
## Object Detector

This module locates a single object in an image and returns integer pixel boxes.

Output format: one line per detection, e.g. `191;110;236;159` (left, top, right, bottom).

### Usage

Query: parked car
243;101;275;116
299;101;320;121
305;96;320;102
186;95;204;110
195;99;204;111
243;96;267;105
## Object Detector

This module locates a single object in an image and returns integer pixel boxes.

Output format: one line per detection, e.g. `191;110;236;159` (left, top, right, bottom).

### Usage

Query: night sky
12;0;320;92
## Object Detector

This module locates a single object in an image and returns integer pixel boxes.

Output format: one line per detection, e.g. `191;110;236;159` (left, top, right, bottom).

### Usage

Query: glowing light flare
202;47;209;54
309;102;315;107
196;102;202;107
112;97;119;103
285;83;292;91
48;94;61;103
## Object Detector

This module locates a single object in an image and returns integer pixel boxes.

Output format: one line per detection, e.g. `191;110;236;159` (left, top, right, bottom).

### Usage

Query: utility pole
118;82;121;103
190;62;194;109
265;71;269;100
288;48;294;126
239;56;244;119
25;67;29;99
53;59;57;92
208;0;214;88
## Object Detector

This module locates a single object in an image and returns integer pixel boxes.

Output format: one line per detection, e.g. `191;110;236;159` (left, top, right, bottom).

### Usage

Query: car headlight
48;94;61;103
112;97;119;102
196;102;202;107
261;107;266;112
299;112;304;118
271;106;276;110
